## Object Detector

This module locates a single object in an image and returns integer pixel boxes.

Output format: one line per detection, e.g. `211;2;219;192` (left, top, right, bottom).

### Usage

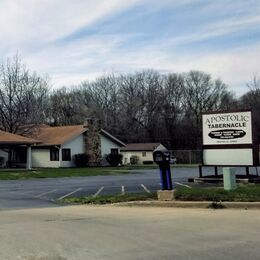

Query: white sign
203;149;253;166
202;111;252;145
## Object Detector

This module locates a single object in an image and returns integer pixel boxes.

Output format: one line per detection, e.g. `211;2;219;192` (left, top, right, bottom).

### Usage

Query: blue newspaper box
153;149;173;190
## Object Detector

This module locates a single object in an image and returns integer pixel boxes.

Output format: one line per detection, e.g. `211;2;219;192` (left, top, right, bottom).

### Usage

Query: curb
113;200;260;209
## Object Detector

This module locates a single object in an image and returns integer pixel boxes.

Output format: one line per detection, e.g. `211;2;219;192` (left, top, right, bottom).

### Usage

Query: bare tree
240;76;260;142
0;56;49;134
161;73;185;147
43;69;237;149
246;75;260;91
47;87;88;126
117;72;148;141
182;71;231;148
83;75;121;130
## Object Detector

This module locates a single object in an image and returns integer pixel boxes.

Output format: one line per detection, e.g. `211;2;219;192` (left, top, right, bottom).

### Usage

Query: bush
130;155;139;165
143;160;154;165
73;153;89;167
106;153;123;167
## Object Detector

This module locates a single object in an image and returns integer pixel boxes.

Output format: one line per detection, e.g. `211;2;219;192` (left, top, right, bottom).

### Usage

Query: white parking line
35;189;57;198
57;188;82;200
20;190;34;194
174;182;192;188
15;190;35;196
141;184;151;193
121;186;125;195
93;186;104;198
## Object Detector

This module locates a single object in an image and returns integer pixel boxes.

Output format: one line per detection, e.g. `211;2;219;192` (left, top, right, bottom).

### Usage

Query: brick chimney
83;118;101;166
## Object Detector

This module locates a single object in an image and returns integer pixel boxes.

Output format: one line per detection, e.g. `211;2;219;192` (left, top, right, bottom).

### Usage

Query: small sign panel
203;111;252;145
203;149;253;166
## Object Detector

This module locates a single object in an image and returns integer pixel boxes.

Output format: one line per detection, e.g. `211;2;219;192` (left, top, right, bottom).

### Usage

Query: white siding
60;134;84;167
0;149;8;167
32;133;122;168
31;149;60;168
100;135;121;157
32;134;84;168
121;144;167;165
100;135;122;166
121;151;154;165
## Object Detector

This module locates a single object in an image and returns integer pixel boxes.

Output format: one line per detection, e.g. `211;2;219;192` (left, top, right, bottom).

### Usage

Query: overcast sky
1;0;260;94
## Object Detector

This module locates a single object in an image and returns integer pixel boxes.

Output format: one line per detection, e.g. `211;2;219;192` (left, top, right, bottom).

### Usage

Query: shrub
106;153;123;167
143;160;154;165
130;155;139;165
73;153;89;167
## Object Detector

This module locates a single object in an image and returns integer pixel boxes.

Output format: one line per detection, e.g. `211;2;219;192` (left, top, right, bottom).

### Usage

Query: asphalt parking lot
0;166;255;210
0;167;201;210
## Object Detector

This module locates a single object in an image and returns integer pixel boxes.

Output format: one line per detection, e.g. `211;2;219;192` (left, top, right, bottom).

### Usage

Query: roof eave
0;141;40;145
101;129;125;147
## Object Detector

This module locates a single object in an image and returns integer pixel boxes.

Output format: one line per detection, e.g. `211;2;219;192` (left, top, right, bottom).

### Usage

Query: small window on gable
142;151;146;157
50;148;59;161
62;149;71;161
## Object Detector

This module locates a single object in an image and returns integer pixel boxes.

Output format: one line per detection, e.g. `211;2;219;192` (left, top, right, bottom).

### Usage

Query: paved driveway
0;206;259;259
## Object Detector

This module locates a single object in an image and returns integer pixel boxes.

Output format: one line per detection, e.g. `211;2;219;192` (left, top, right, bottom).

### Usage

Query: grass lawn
0;164;198;180
0;167;139;180
62;185;260;205
174;185;260;202
62;193;157;205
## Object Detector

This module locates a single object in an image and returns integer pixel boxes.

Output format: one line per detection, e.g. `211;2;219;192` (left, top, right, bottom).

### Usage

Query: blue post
166;167;173;190
153;149;173;191
159;168;166;190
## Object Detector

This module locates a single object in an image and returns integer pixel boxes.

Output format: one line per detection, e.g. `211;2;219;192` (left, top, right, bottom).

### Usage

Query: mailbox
153;149;173;190
153;150;170;165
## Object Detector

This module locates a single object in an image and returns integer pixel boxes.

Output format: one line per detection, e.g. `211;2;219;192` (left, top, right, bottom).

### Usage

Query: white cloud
1;0;259;96
167;14;260;47
112;44;260;95
23;32;136;87
0;0;140;49
24;31;260;95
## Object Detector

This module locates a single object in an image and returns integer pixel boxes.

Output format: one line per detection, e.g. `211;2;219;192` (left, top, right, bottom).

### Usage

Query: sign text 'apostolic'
202;111;252;145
